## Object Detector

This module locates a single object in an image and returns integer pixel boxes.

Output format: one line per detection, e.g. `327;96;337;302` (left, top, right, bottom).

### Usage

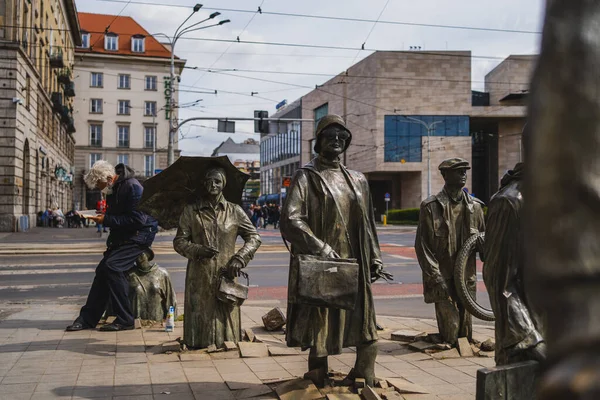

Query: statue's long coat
280;157;382;357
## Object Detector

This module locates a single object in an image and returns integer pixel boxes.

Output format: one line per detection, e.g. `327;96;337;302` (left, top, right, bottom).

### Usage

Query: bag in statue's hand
295;255;359;310
217;270;249;307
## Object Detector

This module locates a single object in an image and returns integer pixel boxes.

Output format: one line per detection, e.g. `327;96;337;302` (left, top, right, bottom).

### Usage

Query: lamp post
404;116;444;197
154;4;230;166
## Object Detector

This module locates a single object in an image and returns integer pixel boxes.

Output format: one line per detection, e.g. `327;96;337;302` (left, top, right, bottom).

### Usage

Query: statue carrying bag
284;166;360;310
217;269;249;307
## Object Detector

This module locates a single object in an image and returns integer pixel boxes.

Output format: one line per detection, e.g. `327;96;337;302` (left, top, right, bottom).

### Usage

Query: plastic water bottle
165;306;175;332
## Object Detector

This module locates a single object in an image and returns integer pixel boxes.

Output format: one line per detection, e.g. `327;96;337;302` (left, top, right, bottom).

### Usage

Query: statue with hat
415;157;485;346
128;248;177;322
280;114;391;387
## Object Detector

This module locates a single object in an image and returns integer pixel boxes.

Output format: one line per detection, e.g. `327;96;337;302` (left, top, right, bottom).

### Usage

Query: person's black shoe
66;319;92;332
98;323;134;332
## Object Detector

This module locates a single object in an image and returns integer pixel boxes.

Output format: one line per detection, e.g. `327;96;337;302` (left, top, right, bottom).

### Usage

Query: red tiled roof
76;12;173;59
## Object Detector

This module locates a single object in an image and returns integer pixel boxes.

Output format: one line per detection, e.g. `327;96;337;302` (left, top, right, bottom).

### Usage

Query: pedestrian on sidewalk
66;160;158;332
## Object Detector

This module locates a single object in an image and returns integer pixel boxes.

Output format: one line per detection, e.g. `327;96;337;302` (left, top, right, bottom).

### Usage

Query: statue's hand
371;264;393;283
433;276;450;300
327;250;341;259
226;257;245;278
196;245;219;259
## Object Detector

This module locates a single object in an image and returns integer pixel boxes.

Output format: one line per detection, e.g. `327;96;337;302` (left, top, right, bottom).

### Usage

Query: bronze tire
454;232;495;322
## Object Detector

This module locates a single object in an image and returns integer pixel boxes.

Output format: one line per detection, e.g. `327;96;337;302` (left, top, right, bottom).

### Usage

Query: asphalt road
0;226;491;322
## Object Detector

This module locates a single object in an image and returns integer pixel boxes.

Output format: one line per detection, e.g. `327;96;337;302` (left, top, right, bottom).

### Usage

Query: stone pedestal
476;360;539;400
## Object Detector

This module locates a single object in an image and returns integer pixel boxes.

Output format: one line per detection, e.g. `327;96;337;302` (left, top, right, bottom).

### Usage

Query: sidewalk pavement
0;304;494;400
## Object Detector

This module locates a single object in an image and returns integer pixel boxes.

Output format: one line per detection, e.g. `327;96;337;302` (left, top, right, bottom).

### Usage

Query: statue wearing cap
281;114;389;387
415;157;485;346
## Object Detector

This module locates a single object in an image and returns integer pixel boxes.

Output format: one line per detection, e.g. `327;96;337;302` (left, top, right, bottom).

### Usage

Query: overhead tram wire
350;0;391;65
89;0;133;50
94;0;542;35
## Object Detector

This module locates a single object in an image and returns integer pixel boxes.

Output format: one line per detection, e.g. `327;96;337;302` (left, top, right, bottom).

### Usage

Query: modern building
212;137;260;205
0;0;81;231
259;99;302;196
267;51;534;219
72;12;185;210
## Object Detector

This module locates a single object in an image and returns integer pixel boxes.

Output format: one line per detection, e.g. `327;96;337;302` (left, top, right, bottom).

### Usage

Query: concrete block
244;328;255;342
160;341;180;353
390;330;425;342
362;386;383;400
262;307;286;331
275;378;322;400
223;341;238;351
354;378;365;389
408;341;437;352
386;378;430;394
458;337;475;357
432;348;461;360
476;360;539;400
238;342;269;358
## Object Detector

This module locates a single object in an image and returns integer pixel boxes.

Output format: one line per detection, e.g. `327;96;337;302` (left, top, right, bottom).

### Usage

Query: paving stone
390;330;425;342
267;345;298;356
134;318;142;329
238;342;269;358
275;378;322;400
386;378;430;394
179;352;211;362
354;378;366;389
160;341;180;353
233;384;273;399
408;341;437;352
261;308;286;331
362;386;383;400
224;341;238;351
379;391;404;399
244;328;256;343
457;337;474;358
432;349;461;360
325;394;361;400
479;351;495;358
207;344;219;353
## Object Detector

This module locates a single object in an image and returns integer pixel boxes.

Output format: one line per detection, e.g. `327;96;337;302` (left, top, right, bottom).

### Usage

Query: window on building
144;101;157;116
117;125;130;147
117;100;130;115
383;115;470;163
117;154;129;165
314;103;329;130
144;126;155;148
90;99;103;114
90;153;102;169
145;75;157;91
144;155;154;177
89;124;102;146
118;74;130;89
105;33;118;51
81;32;90;48
25;75;30;109
132;36;145;52
90;72;103;87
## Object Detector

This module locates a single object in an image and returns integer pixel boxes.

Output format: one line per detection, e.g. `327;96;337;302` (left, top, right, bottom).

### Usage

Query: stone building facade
72;13;185;210
292;51;533;217
0;0;80;231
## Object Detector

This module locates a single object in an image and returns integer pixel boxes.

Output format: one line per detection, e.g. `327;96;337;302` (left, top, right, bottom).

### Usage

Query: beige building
73;12;185;210
260;51;534;218
0;0;81;231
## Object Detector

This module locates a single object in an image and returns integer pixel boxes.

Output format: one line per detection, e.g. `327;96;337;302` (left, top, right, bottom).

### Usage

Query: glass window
90;99;102;114
118;74;130;89
90;153;102;169
90;72;103;87
117;154;129;165
144;155;154;177
117;126;129;147
118;100;130;115
144;101;157;116
314;103;328;130
105;34;118;51
89;124;102;146
144;126;155;148
145;75;157;91
81;33;90;48
132;37;145;52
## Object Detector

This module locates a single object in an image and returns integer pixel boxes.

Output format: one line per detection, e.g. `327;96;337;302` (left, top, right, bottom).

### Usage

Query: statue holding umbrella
139;156;262;349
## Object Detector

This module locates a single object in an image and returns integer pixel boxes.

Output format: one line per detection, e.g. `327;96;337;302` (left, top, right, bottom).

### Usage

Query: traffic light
254;110;269;134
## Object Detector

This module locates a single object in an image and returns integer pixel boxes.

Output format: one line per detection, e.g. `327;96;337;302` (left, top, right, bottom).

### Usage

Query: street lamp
404;116;444;197
154;5;230;166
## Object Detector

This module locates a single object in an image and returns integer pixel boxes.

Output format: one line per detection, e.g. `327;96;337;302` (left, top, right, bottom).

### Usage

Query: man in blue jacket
67;161;158;331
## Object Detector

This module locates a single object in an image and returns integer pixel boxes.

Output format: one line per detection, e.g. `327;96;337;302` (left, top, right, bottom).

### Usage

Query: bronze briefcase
294;255;359;310
217;270;249;307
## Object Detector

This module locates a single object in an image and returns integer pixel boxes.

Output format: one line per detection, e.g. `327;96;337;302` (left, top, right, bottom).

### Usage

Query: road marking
388;254;416;261
0;267;188;275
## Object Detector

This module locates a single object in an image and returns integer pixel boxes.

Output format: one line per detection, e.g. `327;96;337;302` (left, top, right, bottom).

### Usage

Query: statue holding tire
415;158;485;346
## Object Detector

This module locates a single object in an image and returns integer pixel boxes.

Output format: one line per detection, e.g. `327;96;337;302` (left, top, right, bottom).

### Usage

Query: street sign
385;192;391;199
282;176;292;187
385;198;391;202
154;169;163;175
218;120;235;133
281;187;287;194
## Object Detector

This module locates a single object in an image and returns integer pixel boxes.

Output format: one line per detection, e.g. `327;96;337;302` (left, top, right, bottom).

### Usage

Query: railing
64;82;75;97
49;47;64;68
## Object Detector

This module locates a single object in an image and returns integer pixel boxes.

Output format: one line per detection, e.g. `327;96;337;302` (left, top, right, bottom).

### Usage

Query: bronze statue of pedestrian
484;162;546;365
174;167;261;349
415;158;485;346
281;114;390;387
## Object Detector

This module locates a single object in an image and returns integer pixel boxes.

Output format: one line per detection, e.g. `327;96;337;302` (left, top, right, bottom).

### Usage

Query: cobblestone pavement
0;304;495;400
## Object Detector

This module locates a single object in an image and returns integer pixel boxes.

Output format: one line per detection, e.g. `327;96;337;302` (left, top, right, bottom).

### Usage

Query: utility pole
404;116;444;197
153;4;230;166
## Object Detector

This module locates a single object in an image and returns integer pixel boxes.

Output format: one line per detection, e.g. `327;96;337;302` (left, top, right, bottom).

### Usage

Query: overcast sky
77;0;546;156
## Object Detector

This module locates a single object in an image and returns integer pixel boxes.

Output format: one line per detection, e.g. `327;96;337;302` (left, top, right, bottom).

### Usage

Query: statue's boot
306;350;328;388
354;340;378;387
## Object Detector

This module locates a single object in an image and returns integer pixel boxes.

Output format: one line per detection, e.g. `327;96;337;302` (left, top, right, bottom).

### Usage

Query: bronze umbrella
139;156;250;230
